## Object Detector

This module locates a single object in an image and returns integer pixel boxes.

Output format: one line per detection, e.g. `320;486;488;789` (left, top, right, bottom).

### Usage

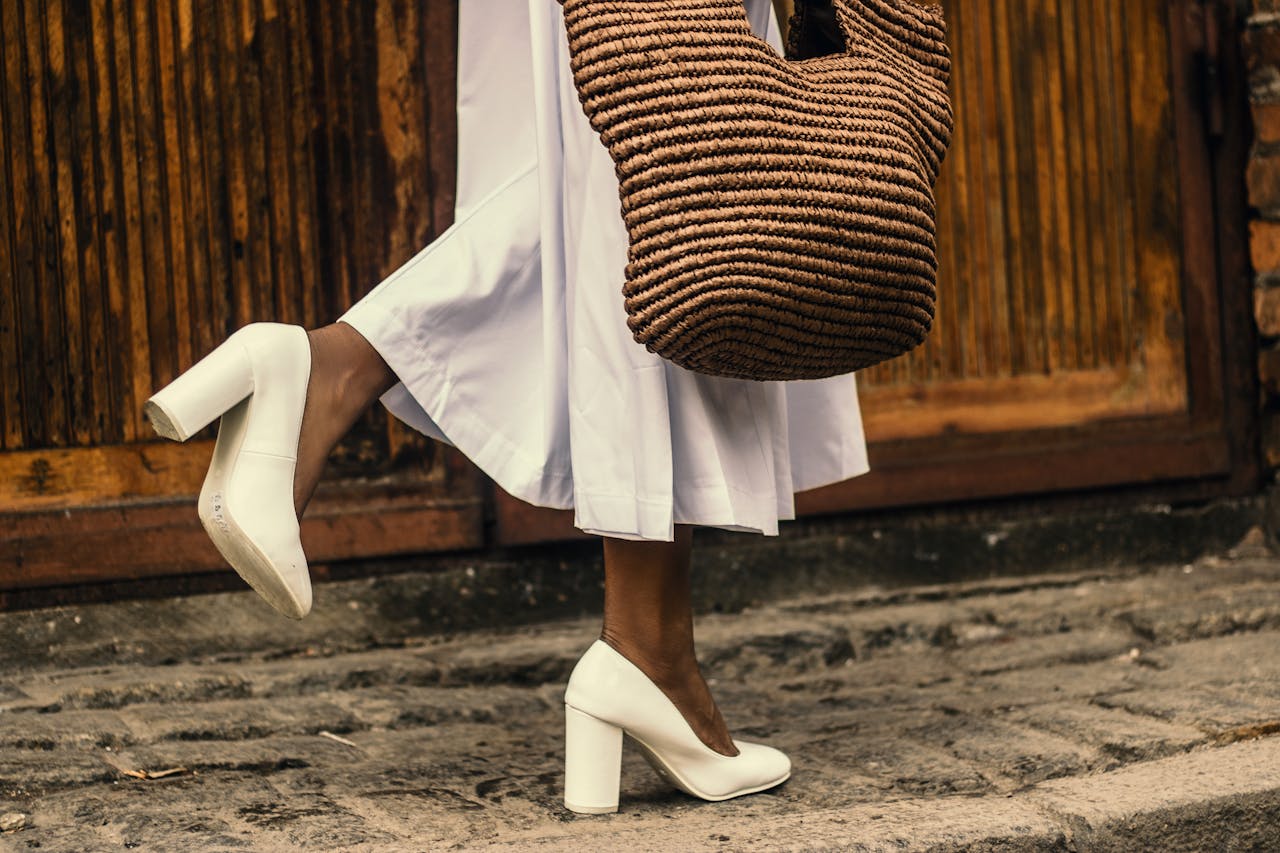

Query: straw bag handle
787;0;949;80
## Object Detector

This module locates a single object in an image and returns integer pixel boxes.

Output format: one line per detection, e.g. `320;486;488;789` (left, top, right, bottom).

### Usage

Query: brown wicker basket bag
558;0;954;380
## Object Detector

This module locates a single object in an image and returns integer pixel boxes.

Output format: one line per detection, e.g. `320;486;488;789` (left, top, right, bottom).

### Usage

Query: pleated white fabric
337;0;870;541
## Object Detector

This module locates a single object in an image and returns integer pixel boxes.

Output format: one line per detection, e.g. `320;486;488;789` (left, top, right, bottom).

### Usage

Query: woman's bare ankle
292;324;395;517
318;322;396;418
600;633;739;757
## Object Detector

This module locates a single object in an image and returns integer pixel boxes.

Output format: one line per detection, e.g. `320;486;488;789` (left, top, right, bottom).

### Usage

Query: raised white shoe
143;323;313;619
563;639;791;814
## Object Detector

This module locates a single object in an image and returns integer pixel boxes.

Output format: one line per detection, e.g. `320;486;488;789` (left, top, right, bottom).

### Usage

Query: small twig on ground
318;730;360;749
121;767;189;780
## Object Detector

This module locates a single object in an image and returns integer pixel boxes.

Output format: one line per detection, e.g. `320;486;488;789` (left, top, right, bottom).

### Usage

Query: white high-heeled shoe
563;639;791;814
144;323;313;619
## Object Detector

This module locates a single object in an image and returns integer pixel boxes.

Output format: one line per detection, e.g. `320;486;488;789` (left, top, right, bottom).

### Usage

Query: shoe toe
733;741;792;790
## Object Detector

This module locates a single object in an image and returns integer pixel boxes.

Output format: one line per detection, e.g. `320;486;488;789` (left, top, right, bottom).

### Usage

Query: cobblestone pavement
3;546;1280;851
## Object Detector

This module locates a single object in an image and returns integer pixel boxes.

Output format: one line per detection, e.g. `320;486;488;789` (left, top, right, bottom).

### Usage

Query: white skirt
338;0;870;541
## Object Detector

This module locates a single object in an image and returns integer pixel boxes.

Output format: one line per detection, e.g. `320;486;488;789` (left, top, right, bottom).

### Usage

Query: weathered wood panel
0;0;458;512
857;0;1188;440
0;1;476;587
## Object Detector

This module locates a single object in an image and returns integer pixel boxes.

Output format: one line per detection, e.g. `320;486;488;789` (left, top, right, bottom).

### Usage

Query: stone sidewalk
3;545;1280;850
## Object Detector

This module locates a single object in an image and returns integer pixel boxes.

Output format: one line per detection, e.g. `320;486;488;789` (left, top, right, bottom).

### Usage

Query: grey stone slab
103;733;354;779
480;737;1280;852
327;684;555;731
0;709;132;750
797;722;993;798
22;775;287;852
973;656;1147;707
943;627;1138;677
906;713;1106;789
1115;584;1280;645
0;751;118;798
5;664;254;713
1092;687;1280;733
1005;701;1207;761
490;793;1065;853
1026;737;1280;846
116;696;361;743
233;789;400;849
1137;630;1280;691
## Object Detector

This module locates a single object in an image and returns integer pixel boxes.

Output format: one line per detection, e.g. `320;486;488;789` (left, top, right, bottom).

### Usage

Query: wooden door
797;0;1255;516
0;2;481;590
496;0;1256;542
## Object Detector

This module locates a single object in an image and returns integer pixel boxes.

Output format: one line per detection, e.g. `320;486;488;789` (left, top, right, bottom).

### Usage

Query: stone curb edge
508;737;1280;852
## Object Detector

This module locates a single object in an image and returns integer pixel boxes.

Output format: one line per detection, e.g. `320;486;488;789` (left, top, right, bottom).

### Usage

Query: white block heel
562;640;791;814
143;337;255;443
144;323;314;620
564;704;623;814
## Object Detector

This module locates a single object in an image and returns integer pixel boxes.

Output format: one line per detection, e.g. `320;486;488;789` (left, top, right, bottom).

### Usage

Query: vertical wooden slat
254;0;298;327
974;0;1011;376
62;0;116;443
192;0;233;352
1003;0;1044;373
936;0;969;381
918;37;948;386
1103;0;1136;366
349;3;380;297
107;0;154;442
27;0;73;448
953;0;985;378
212;0;252;329
962;0;1003;376
1125;0;1185;407
281;0;319;328
236;0;274;324
311;4;352;323
128;2;177;403
1083;0;1114;366
1036;0;1069;372
931;0;962;381
171;0;216;365
0;0;27;449
43;0;93;447
325;2;352;318
988;0;1029;376
1075;0;1105;366
89;0;130;444
152;0;193;374
1054;0;1087;370
375;0;430;270
423;1;457;239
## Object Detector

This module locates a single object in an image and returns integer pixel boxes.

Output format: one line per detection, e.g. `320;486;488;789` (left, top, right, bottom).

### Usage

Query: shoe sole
198;397;308;620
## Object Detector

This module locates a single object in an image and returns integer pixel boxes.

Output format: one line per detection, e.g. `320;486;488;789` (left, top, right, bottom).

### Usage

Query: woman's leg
601;526;738;756
292;323;397;517
291;326;738;758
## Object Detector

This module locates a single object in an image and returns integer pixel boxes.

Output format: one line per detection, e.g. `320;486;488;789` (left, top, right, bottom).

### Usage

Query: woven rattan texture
559;0;954;380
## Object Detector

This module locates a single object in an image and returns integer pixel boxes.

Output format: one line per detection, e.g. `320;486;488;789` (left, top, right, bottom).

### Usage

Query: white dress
337;0;870;542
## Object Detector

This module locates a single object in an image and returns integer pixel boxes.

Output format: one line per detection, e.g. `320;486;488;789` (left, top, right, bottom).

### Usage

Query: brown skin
601;527;738;755
293;322;737;755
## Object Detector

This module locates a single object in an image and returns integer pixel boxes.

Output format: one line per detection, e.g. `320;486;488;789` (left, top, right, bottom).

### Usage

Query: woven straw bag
558;0;954;380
